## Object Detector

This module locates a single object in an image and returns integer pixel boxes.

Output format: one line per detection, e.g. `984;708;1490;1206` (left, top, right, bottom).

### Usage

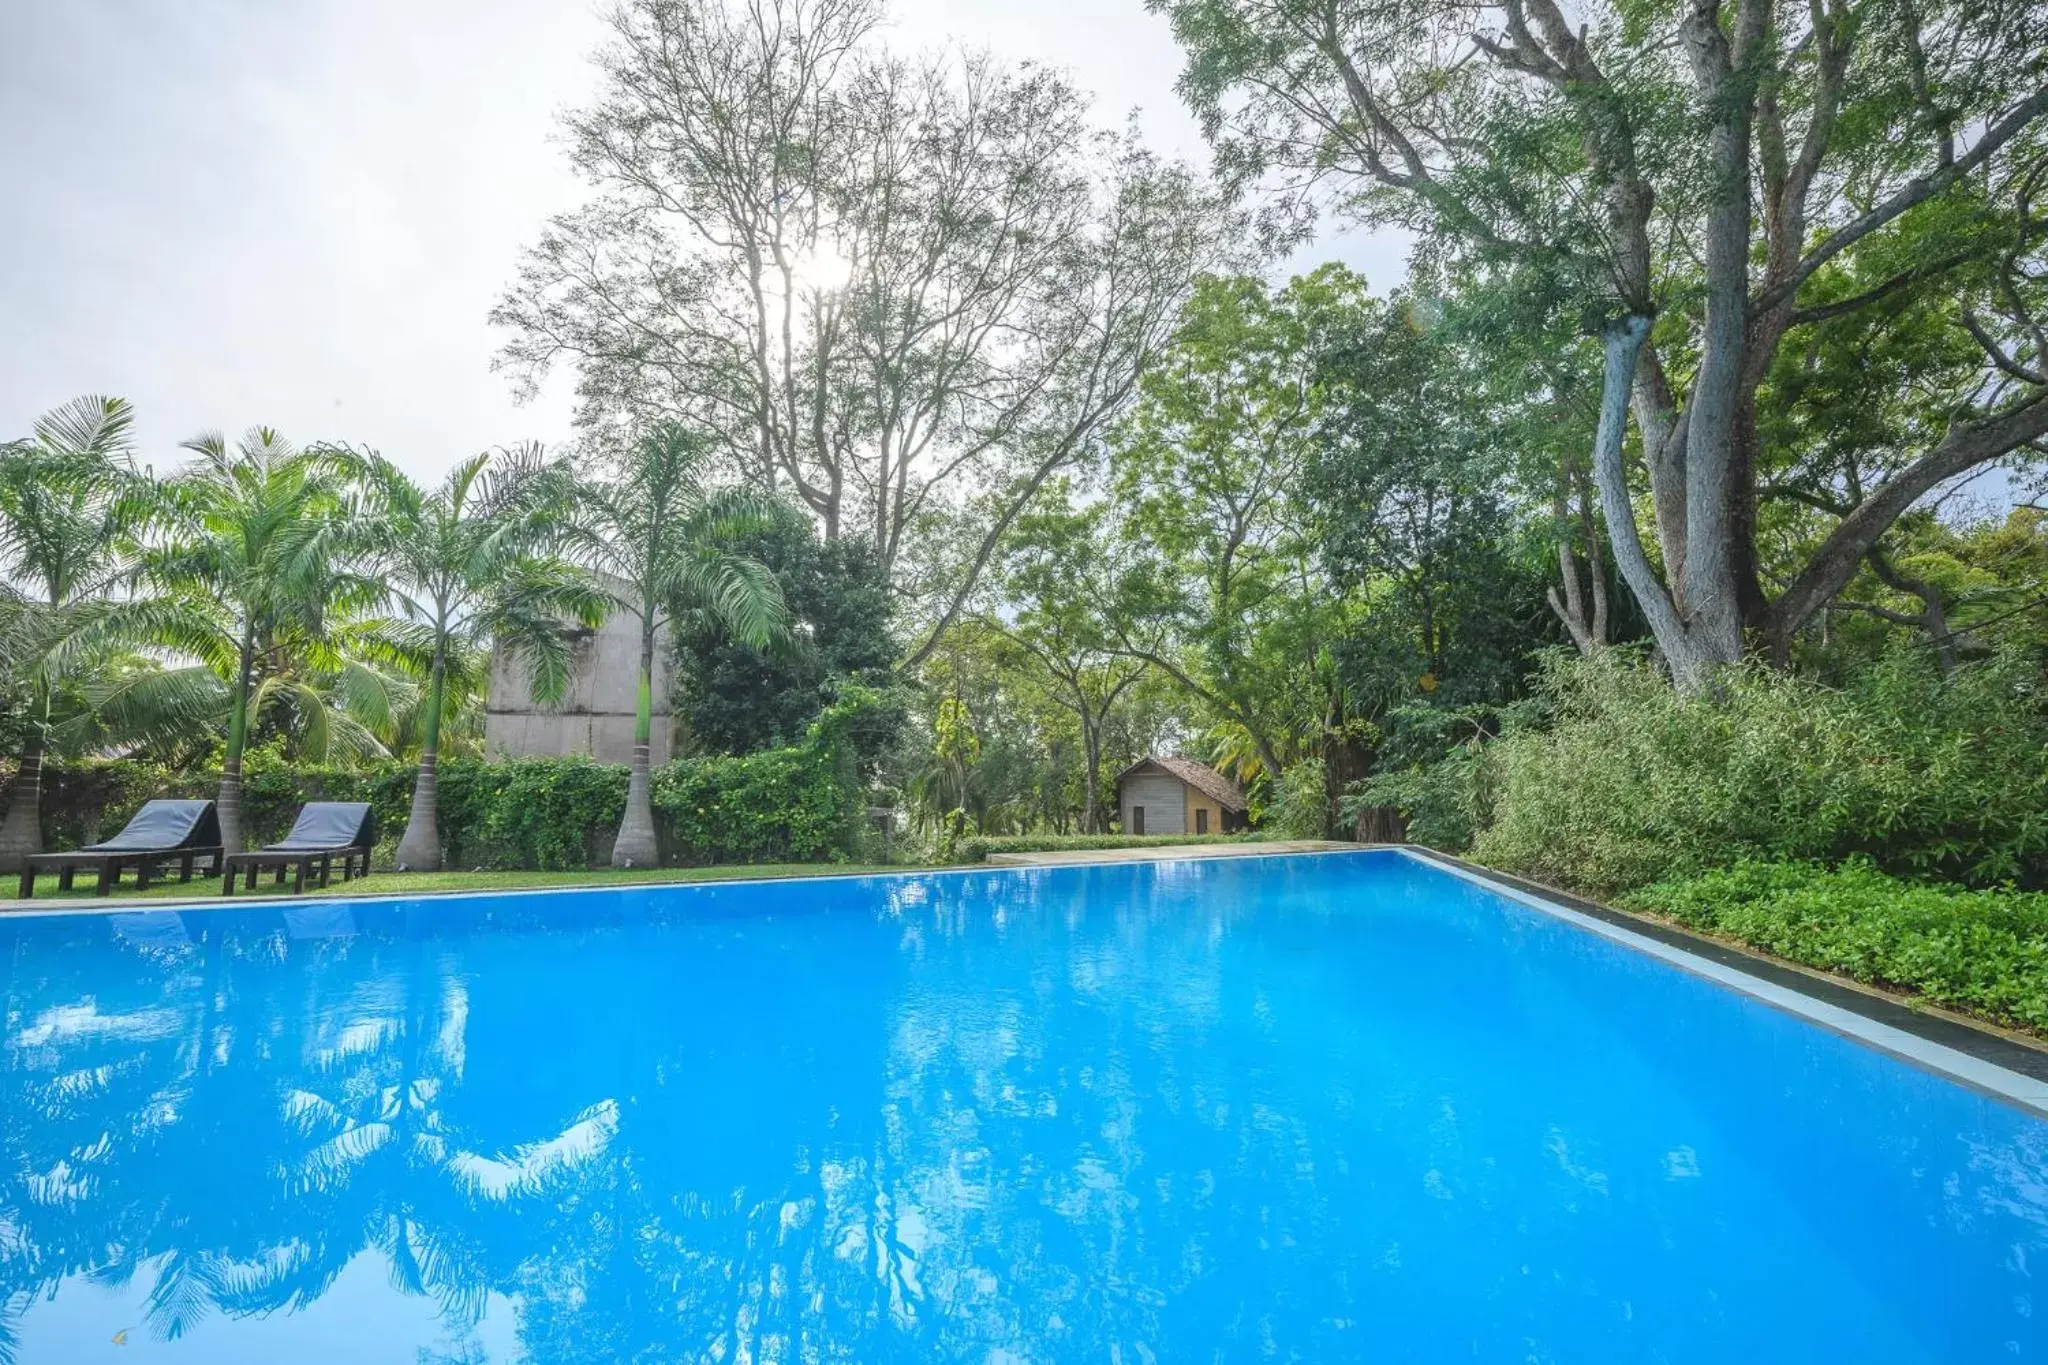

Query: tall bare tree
1156;0;2048;688
495;0;1241;664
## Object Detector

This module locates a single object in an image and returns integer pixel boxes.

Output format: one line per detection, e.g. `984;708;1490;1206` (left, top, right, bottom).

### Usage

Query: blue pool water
0;850;2041;1362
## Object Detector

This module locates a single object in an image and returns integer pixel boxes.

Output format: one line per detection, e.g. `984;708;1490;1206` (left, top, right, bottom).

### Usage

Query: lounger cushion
82;800;220;852
264;802;376;851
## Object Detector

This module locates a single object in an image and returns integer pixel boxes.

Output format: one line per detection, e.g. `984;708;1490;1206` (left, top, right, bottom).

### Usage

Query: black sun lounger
223;802;378;895
18;799;224;899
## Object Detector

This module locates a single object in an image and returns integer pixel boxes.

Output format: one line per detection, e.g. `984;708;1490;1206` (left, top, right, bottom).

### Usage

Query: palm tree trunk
0;737;46;873
218;629;256;854
396;640;447;871
612;621;661;868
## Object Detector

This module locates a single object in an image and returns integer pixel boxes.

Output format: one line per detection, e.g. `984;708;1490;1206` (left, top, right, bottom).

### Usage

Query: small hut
1114;756;1249;836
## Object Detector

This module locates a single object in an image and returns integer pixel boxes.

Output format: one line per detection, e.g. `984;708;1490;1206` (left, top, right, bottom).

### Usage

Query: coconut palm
567;424;788;867
0;396;176;872
142;430;365;853
350;445;603;870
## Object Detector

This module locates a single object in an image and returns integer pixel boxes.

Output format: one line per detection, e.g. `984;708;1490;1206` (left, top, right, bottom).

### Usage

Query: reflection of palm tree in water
0;918;614;1353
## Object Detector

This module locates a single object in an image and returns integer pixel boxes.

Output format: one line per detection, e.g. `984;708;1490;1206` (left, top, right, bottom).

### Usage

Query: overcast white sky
0;0;1407;483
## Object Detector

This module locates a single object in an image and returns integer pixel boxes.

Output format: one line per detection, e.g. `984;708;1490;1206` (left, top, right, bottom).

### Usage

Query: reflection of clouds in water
6;858;2048;1362
13;1001;182;1049
1968;1125;2048;1232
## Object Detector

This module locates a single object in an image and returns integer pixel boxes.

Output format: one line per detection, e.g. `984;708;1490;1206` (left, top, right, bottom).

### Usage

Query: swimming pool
1;849;2040;1362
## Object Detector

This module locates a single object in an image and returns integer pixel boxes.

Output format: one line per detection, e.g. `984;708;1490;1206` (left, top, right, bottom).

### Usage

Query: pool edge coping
1398;846;2048;1118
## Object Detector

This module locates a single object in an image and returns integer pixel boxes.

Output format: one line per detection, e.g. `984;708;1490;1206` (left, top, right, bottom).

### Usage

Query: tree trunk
1766;398;2048;656
396;640;447;871
1548;468;1611;656
0;738;46;873
218;630;257;854
1868;549;1960;675
612;622;661;868
1080;710;1103;835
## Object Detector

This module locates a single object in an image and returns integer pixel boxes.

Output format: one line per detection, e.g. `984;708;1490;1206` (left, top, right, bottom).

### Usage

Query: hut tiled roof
1118;755;1249;813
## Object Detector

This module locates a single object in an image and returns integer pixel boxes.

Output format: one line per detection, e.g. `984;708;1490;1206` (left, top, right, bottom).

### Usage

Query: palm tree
351;446;603;870
143;430;363;853
0;396;169;871
85;598;426;774
567;425;788;867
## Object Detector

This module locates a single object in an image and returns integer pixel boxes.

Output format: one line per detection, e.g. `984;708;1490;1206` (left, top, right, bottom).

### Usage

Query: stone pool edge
1401;846;2048;1118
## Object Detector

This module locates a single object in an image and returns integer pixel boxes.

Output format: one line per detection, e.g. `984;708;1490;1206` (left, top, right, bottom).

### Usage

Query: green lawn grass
8;862;901;906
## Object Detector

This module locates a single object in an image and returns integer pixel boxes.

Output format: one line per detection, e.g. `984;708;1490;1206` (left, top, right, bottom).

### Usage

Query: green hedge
1624;860;2048;1033
654;745;852;864
953;833;1254;862
1458;648;2048;897
3;687;889;871
3;758;418;855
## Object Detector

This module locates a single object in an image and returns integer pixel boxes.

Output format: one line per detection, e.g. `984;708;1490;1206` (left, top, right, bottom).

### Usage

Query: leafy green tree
0;397;172;870
1108;268;1362;784
909;691;984;850
1306;290;1555;715
567;424;789;867
1819;505;2048;674
1155;0;2048;685
670;497;894;755
991;489;1151;832
497;0;1240;668
143;429;365;852
351;447;605;870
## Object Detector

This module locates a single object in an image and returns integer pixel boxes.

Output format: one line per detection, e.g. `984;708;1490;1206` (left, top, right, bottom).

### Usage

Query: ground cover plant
1626;861;2048;1034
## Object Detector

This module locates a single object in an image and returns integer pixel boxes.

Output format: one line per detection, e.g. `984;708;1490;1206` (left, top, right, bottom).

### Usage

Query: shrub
653;746;852;864
3;685;902;871
1345;747;1483;851
432;756;630;870
1460;648;2048;896
652;682;889;865
952;833;1251;863
1267;758;1331;839
1625;861;2048;1033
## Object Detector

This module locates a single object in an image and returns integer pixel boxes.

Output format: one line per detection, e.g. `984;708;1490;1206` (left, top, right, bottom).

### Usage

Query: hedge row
1456;649;2048;896
1623;860;2048;1033
953;832;1254;862
4;692;882;871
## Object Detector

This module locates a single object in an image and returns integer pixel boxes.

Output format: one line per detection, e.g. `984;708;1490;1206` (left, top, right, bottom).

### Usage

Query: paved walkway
985;840;1363;866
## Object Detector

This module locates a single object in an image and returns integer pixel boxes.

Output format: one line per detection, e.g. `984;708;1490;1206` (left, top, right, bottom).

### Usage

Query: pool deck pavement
986;839;1356;865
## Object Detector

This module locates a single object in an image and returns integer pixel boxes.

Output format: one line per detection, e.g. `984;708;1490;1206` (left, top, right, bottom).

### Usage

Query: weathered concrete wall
1120;773;1187;836
484;608;674;766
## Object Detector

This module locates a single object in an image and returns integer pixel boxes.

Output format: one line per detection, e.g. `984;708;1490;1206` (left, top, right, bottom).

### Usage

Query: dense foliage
7;687;890;872
1392;649;2048;897
953;832;1250;863
670;498;895;754
9;0;2048;906
1626;862;2048;1033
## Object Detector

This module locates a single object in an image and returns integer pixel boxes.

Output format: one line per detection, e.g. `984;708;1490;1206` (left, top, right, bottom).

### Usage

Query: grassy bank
954;833;1255;862
7;862;900;906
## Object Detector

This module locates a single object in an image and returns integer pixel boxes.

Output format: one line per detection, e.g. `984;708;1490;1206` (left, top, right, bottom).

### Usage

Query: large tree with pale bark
1155;0;2048;688
494;0;1243;666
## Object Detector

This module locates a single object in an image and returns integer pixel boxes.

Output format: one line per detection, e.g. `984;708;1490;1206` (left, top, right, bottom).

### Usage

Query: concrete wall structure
483;607;674;766
1120;772;1186;836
